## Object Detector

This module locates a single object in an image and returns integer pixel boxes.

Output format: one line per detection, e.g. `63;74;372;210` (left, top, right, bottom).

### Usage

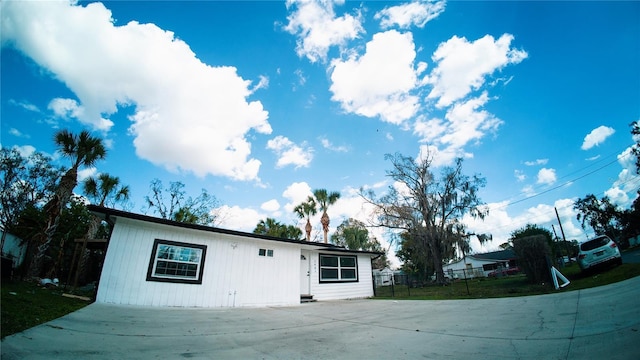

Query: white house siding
309;252;374;301
1;232;27;268
97;218;300;307
442;257;504;278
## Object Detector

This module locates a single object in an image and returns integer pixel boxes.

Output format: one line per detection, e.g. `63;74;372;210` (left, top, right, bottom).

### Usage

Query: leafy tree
631;120;640;174
293;196;317;241
511;223;557;266
361;153;488;284
573;194;622;243
29;129;106;278
512;235;552;284
330;218;389;268
510;224;554;243
143;179;222;226
253;218;303;239
0;148;61;256
396;231;432;280
313;189;341;243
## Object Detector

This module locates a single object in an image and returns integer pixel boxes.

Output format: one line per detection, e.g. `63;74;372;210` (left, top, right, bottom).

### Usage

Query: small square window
267;249;274;257
259;249;266;256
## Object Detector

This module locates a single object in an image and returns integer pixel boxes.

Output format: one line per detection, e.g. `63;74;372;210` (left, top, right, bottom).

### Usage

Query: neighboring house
89;205;382;308
443;250;518;278
372;267;394;286
1;232;27;269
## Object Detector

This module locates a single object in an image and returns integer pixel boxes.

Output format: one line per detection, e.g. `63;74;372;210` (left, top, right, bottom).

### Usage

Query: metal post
463;268;470;295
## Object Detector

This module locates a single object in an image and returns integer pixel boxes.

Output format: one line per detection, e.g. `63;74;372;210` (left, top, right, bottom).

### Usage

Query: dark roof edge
88;205;383;256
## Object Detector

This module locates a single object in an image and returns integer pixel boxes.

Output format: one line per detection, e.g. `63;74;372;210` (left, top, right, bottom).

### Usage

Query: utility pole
555;207;567;242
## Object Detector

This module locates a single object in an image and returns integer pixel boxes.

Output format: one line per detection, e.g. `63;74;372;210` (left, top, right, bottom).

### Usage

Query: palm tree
67;173;128;285
29;129;106;278
254;218;279;236
313;189;341;243
83;173;130;208
293;196;317;241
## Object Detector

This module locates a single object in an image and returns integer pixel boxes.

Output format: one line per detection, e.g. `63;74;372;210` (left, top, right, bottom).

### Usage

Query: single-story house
372;267;394;286
443;250;518;278
1;232;27;277
89;205;382;308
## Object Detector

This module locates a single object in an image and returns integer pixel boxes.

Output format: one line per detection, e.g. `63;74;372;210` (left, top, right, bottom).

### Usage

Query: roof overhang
88;205;383;257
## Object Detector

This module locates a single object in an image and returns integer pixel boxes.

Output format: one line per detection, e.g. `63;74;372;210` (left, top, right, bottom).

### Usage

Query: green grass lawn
373;262;640;300
1;280;93;339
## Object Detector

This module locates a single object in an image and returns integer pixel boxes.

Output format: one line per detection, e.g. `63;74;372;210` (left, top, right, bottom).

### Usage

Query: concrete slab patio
2;276;640;360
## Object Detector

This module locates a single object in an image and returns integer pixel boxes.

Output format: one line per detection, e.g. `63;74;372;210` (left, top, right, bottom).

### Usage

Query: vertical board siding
97;218;300;307
309;253;374;301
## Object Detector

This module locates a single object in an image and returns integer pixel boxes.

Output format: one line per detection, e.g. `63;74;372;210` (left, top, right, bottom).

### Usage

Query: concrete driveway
2;276;640;360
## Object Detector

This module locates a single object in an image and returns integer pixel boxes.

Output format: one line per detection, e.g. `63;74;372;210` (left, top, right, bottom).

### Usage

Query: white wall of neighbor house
309;252;374;301
97;218;300;307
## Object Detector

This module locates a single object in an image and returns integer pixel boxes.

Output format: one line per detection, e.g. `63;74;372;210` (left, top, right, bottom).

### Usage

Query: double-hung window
146;239;207;284
319;254;358;283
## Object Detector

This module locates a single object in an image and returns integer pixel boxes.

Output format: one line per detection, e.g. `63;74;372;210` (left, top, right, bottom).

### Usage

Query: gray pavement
2;276;640;360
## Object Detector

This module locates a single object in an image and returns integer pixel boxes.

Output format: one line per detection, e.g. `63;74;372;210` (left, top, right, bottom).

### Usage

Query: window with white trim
319;254;358;283
146;239;206;284
258;248;274;257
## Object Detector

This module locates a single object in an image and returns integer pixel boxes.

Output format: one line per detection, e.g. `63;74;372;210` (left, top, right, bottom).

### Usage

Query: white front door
300;250;310;295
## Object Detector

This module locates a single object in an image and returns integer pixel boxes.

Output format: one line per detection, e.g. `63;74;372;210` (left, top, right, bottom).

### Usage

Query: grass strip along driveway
373;262;640;300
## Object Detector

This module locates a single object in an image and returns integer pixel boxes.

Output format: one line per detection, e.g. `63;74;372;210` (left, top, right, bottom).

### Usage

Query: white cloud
514;170;525;182
521;184;535;197
413;116;447;143
426;34;528;108
47;98;114;131
9;128;29;139
261;199;281;212
604;147;640;208
536;168;557;185
284;0;364;63
415;93;500;166
216;205;264;232
375;0;446;29
11;145;36;157
581;125;615;150
266;136;313;169
524;159;548;166
329;30;420;124
464;198;586;253
8;99;40;113
282;181;313;213
418;143;471;167
320;137;348;152
2;0;271;181
77;167;98;182
440;92;502;148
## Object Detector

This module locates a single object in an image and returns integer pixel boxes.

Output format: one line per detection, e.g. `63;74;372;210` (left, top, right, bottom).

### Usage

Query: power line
494;143;635;210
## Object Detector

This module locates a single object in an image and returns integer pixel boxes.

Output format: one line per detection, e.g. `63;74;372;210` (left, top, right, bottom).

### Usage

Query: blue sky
2;0;639;266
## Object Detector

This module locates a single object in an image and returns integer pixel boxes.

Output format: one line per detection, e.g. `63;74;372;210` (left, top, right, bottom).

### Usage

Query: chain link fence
372;267;495;298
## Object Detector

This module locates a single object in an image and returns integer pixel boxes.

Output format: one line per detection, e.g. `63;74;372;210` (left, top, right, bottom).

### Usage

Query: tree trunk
28;196;61;278
74;215;101;287
305;219;312;242
321;211;330;243
29;168;77;278
430;237;446;284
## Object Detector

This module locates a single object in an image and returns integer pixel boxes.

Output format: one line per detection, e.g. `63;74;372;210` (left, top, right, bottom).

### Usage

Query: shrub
513;235;552;284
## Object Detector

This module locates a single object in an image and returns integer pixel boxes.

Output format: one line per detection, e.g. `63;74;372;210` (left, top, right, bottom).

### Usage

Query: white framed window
146;239;207;284
319;254;358;283
259;248;274;257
